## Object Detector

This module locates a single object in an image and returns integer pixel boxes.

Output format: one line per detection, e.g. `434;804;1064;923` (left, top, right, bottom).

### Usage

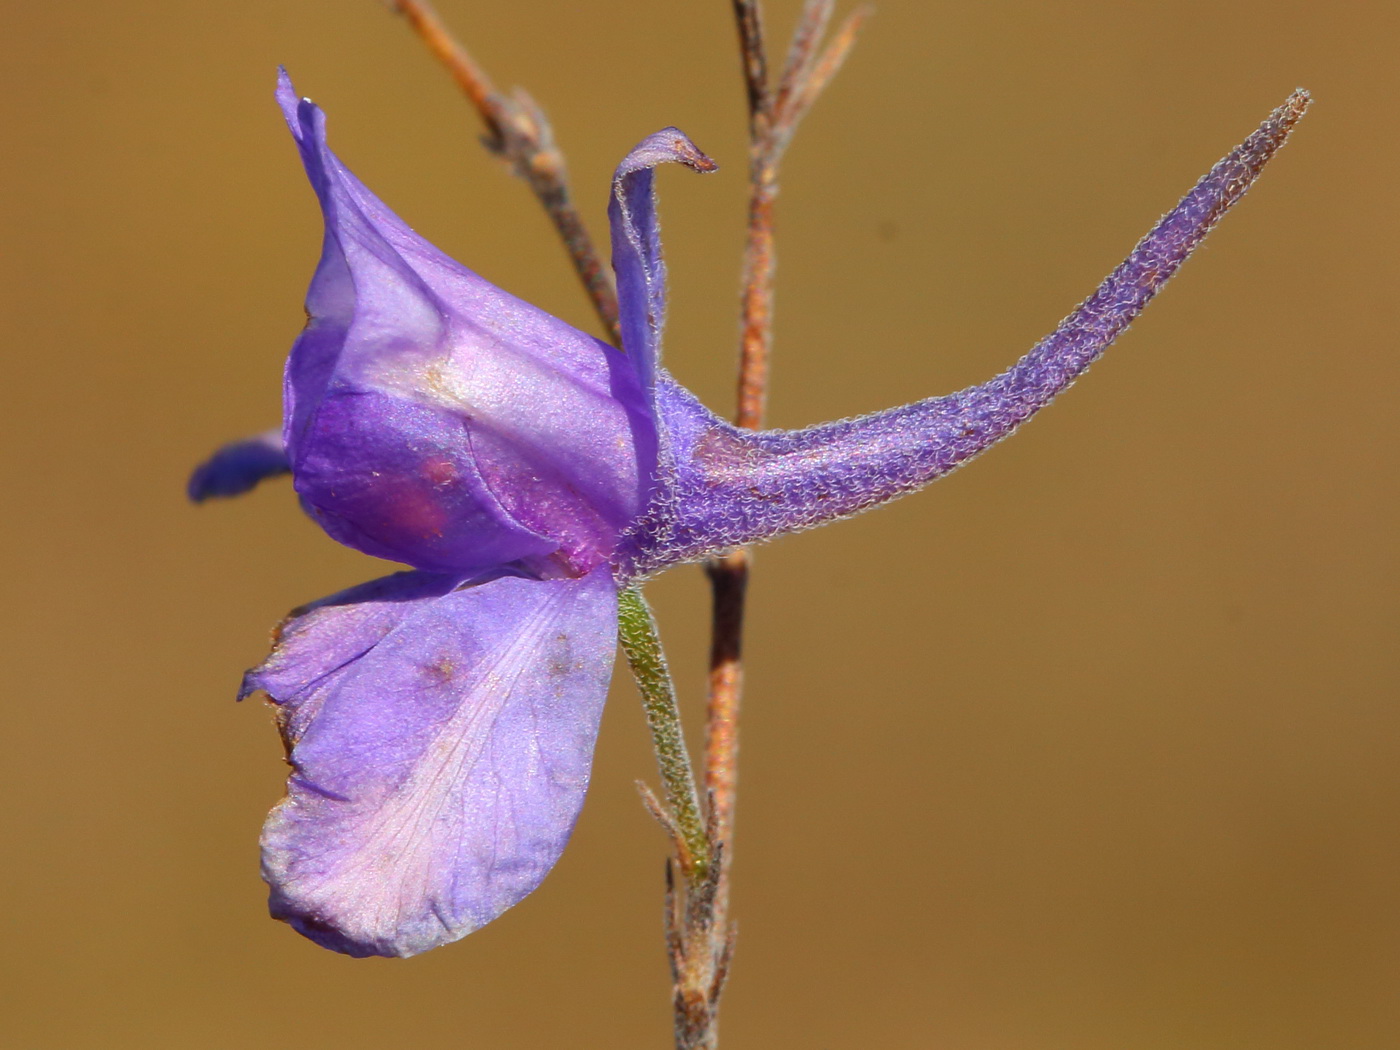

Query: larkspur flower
191;70;1307;958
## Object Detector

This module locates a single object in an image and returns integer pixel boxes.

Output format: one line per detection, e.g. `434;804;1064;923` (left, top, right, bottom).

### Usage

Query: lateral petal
251;566;619;957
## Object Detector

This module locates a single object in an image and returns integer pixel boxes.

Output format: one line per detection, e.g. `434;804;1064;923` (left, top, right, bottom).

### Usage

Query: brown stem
389;0;621;345
703;548;749;929
663;7;775;1041
731;0;771;132
735;180;777;431
672;6;866;1047
731;0;778;433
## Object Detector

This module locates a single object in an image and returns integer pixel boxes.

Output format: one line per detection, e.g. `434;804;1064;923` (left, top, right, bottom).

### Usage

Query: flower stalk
683;5;869;1045
618;587;711;880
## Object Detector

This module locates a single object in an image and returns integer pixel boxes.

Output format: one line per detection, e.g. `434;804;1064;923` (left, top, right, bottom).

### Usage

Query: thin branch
772;0;834;134
702;550;748;931
797;7;869;114
390;0;500;135
389;0;621;344
731;0;772;131
731;3;870;428
772;5;872;158
677;4;867;1046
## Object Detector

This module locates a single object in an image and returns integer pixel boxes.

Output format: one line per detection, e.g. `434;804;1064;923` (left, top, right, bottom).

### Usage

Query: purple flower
193;71;1307;958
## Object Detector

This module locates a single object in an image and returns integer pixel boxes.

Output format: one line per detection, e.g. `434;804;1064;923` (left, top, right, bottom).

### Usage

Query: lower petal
250;565;619;957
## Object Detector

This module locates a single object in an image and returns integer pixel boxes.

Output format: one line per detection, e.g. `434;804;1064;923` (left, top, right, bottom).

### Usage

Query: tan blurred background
2;0;1396;1046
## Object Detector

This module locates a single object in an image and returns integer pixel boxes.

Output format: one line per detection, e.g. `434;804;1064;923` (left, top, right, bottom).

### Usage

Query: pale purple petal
238;569;466;717
187;429;289;502
251;565;619;958
276;70;657;574
620;91;1311;574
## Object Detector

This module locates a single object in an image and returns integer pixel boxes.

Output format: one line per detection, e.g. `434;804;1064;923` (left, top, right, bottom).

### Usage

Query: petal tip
274;67;323;144
275;66;299;128
617;127;718;179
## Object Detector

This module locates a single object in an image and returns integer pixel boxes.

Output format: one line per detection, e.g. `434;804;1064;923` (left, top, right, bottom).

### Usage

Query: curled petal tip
675;135;720;174
616;127;718;179
609;126;716;422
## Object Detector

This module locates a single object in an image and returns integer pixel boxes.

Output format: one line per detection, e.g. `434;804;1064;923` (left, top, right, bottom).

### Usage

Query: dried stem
731;0;771;129
731;0;868;431
701;549;747;935
676;3;867;1048
389;0;621;345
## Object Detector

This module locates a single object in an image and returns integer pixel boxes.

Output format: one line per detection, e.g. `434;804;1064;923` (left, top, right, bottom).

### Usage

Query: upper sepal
275;70;659;576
